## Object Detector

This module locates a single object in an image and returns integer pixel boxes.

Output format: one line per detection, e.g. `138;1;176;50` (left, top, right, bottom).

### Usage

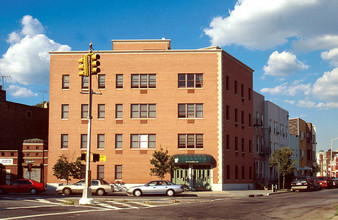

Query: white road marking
130;201;156;207
1;204;59;210
106;200;139;209
94;202;121;209
1;209;111;220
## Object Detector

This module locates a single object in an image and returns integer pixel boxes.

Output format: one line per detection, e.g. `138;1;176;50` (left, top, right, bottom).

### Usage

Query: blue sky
1;0;338;152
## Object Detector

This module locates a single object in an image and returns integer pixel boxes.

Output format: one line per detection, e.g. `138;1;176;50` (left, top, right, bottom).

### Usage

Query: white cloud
7;85;38;98
312;68;338;102
261;81;311;96
284;99;295;105
204;0;338;51
263;51;308;78
321;48;338;67
0;15;71;87
296;99;316;108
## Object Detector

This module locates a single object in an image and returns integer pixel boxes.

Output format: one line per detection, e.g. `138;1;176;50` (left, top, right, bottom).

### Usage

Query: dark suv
291;176;315;192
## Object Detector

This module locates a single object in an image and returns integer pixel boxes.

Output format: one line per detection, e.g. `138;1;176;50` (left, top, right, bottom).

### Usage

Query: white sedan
127;180;184;197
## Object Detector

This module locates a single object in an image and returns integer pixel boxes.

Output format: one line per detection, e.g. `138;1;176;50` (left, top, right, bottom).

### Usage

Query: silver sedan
127;180;184;197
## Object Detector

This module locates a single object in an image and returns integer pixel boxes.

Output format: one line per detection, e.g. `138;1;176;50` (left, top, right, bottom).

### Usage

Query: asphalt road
1;189;338;219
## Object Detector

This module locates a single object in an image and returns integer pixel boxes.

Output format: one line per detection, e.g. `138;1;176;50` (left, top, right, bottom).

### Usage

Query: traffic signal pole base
79;187;94;205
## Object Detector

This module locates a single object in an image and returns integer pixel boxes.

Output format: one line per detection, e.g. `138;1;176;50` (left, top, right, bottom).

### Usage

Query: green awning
173;154;215;164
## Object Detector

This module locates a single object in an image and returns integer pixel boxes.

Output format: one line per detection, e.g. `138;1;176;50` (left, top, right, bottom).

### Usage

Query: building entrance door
192;165;211;190
172;165;189;190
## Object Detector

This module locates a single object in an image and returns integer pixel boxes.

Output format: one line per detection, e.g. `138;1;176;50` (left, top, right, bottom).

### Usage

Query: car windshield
317;177;326;181
294;177;306;181
99;179;109;185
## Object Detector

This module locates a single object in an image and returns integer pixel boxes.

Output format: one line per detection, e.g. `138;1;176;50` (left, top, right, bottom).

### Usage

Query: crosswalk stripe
106;201;139;209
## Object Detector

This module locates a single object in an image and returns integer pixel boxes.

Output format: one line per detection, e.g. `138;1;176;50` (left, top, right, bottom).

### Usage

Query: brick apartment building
48;39;254;190
0;86;48;184
289;118;316;176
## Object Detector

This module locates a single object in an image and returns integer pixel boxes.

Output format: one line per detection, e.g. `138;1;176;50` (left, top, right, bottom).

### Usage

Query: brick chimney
0;85;6;102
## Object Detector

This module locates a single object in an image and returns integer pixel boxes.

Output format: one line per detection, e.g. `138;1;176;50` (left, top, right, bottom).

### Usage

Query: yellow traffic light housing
90;53;100;75
78;55;89;77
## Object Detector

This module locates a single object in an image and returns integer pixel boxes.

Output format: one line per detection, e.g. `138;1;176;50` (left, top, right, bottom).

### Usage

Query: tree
150;148;175;180
53;155;82;184
269;147;296;190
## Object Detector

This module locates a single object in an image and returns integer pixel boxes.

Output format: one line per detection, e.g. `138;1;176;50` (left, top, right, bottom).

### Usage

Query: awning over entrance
173;154;215;164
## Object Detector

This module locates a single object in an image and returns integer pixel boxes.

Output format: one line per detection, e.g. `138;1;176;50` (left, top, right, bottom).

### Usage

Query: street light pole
331;138;338;178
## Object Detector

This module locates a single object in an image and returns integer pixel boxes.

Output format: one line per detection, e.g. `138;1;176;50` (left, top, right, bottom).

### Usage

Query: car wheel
63;188;72;196
133;189;142;197
30;188;37;195
166;189;175;197
96;189;105;196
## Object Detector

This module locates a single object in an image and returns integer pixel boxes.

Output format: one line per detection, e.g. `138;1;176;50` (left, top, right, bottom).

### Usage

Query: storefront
172;154;215;191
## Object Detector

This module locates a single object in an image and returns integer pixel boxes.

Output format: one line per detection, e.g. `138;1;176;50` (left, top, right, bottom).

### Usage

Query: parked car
313;178;322;191
56;179;114;196
331;177;338;188
0;179;46;195
291;176;315;192
316;176;333;189
127;180;184;197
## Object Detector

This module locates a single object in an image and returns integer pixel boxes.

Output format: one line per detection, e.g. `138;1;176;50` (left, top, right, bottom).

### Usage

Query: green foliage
269;147;296;189
53;155;82;184
150;148;175;180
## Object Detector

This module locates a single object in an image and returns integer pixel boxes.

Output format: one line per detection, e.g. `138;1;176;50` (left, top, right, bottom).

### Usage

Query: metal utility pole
79;43;101;205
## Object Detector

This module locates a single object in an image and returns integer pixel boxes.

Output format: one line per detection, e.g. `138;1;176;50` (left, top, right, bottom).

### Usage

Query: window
116;74;123;88
241;111;244;125
97;134;105;149
97;165;104;179
61;104;69;119
248;88;252;101
249;140;252;153
98;104;105;119
98;74;105;89
81;134;87;149
241;84;244;98
82;76;88;89
178;104;203;118
242;166;245;180
249;167;252;180
61;134;68;149
235;137;238;152
115;104;123;119
234;80;238;95
241;138;245;156
226;105;230;120
178;134;203;149
226;165;230;180
248;114;252;127
226;76;229;91
81;104;88;119
226;135;230;150
178;73;203;88
62;75;69;89
131;104;156;118
115;165;122;179
131;134;156;149
235;166;238;180
235;109;238;123
131;74;156;88
115;134;122;149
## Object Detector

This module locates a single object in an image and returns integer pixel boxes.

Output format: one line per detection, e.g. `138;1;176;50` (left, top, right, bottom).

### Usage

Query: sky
0;0;338;152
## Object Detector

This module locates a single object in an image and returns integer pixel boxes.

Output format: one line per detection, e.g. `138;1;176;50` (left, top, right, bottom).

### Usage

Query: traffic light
93;153;100;162
90;53;100;75
81;153;86;161
78;55;89;77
